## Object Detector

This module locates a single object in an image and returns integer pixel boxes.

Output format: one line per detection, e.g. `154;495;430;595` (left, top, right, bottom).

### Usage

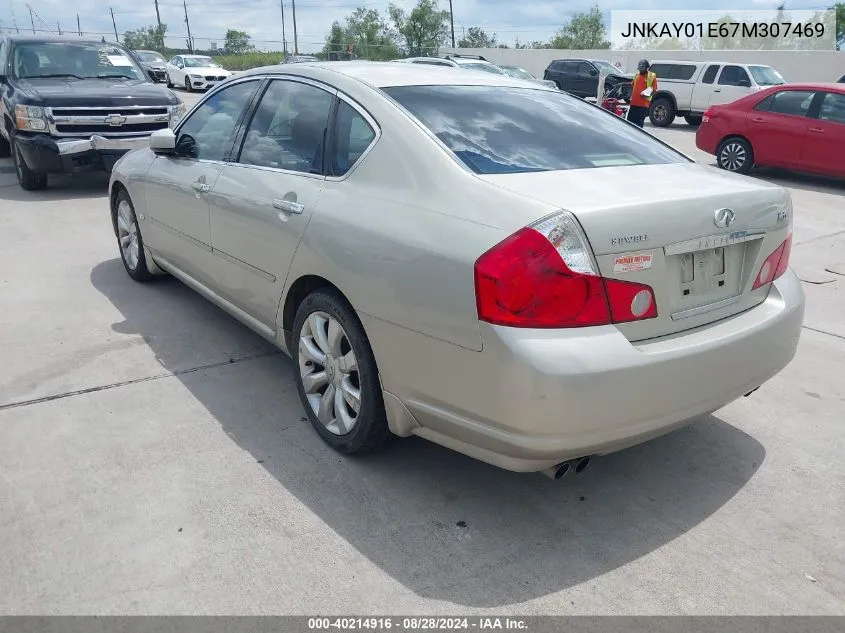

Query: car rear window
382;85;687;174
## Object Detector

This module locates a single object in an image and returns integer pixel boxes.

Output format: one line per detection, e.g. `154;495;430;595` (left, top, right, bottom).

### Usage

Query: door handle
751;117;764;123
809;127;824;133
273;198;304;214
191;182;210;193
713;88;721;92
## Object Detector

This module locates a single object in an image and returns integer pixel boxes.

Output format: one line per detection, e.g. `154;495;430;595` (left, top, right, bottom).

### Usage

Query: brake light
752;234;792;290
474;212;657;328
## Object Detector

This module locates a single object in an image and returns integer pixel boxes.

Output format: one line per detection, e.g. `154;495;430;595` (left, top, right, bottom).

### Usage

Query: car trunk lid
479;163;792;341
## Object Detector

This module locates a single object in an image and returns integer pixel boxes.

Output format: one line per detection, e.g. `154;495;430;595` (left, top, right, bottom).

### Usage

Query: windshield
457;61;506;75
184;56;220;68
502;66;535;80
593;60;621;74
748;66;785;86
383;85;687;174
136;51;165;63
12;42;145;80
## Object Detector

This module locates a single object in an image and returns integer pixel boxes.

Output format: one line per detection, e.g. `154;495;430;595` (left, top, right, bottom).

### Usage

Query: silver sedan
109;62;804;479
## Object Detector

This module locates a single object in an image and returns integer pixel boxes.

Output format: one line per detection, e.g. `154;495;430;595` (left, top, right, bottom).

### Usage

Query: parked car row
393;54;557;88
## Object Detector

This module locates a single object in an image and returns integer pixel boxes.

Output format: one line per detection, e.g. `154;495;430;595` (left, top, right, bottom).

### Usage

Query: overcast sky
0;0;834;53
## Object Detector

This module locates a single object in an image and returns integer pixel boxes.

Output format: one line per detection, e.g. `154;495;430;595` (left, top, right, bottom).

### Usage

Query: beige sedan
109;62;804;479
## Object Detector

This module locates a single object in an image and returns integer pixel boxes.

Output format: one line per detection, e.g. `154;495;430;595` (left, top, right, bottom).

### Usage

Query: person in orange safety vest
627;59;657;128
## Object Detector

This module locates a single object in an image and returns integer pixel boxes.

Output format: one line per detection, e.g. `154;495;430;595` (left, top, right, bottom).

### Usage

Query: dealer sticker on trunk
613;251;654;273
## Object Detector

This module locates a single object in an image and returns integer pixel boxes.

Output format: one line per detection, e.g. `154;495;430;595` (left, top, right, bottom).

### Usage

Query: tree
123;24;167;51
388;0;450;57
321;8;399;61
549;5;610;49
224;29;254;55
834;3;844;49
458;26;497;48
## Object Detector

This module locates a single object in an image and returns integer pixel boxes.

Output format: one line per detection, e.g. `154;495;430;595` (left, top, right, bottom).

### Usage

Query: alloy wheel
116;200;140;271
298;311;361;436
719;142;747;172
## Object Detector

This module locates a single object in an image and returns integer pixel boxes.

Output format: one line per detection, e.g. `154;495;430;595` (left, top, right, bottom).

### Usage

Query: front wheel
166;73;173;88
649;97;676;127
184;76;192;92
293;289;392;455
11;136;47;191
684;115;703;127
114;189;153;282
716;137;754;174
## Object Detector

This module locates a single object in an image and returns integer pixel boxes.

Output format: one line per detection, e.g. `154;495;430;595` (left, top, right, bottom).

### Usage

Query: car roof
4;35;120;46
233;61;544;89
763;82;845;92
182;54;213;58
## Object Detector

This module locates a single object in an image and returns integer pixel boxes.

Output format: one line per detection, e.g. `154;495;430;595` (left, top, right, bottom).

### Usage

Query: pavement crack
0;351;281;412
802;325;845;341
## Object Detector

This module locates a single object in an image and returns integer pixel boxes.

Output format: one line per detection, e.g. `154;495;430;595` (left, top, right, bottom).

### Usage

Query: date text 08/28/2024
307;617;528;630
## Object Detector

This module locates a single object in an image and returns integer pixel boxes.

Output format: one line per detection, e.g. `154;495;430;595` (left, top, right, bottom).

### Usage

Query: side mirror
589;68;598;76
149;128;176;154
739;78;751;87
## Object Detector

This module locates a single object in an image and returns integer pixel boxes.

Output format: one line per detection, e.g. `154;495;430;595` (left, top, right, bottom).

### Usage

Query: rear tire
11;135;47;191
649;97;676;127
684;115;703;127
292;289;393;456
716;137;754;174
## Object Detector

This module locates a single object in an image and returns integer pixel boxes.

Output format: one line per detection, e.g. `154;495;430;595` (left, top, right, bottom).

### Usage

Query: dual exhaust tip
542;456;591;480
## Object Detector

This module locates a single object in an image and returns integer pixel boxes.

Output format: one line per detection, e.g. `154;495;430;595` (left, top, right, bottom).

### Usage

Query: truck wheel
649;97;676;127
0;134;10;158
684;115;703;127
11;136;47;191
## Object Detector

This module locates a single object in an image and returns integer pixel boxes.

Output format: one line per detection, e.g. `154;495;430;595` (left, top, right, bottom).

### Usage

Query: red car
696;82;845;178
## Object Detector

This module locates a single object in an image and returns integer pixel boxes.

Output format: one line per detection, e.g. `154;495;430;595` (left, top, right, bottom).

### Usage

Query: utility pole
110;7;119;42
291;0;298;54
77;15;81;36
280;0;288;55
57;21;62;35
448;0;455;48
28;5;35;33
154;0;162;29
183;1;194;53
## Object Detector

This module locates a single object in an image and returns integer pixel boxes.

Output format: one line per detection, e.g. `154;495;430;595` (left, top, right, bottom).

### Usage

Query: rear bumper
370;271;805;472
15;133;150;174
695;122;723;155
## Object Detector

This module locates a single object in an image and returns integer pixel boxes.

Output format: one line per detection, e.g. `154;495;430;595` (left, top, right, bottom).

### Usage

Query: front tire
113;189;153;282
166;73;173;88
11;135;47;191
716;137;754;174
293;289;392;455
649;97;676;127
684;115;703;127
184;76;192;92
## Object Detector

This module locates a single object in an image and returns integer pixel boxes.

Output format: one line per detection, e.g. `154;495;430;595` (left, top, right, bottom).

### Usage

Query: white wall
439;48;845;83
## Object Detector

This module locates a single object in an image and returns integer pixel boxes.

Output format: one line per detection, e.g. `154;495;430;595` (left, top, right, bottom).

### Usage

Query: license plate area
664;234;760;320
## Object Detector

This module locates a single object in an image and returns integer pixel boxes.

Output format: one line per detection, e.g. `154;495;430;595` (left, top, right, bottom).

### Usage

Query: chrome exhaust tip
542;462;571;480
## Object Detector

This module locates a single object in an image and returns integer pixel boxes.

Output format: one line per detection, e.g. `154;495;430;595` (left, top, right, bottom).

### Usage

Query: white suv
645;60;785;127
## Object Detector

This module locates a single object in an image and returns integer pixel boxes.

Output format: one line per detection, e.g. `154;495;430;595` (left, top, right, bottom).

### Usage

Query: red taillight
752;234;792;290
474;213;657;328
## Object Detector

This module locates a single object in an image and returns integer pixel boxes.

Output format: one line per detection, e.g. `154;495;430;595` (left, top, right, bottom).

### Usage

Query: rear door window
701;65;719;84
383;85;686;174
818;92;845;125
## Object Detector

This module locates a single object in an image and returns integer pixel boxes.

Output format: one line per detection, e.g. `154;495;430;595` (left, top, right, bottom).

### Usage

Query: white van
645;60;786;127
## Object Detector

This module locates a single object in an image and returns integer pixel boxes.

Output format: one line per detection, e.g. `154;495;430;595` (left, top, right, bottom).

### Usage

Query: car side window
176;80;260;161
758;90;815;117
701;65;719;84
562;61;578;73
718;65;751;86
649;64;671;78
329;100;376;177
0;40;7;77
673;65;696;80
818;92;845;125
238;79;334;174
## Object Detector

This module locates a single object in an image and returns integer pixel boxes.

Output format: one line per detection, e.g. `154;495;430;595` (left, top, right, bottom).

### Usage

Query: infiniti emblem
714;208;736;228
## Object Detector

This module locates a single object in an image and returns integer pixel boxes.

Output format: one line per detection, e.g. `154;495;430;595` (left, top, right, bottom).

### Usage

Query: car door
745;89;815;167
712;65;753;106
800;91;845;176
691;64;719;112
169;56;184;83
143;79;262;286
207;77;335;326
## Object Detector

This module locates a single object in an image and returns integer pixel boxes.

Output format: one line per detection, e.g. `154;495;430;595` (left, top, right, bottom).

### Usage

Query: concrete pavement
0;106;843;615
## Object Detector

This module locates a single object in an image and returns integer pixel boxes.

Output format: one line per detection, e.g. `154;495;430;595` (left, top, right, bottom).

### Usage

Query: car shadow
0;167;109;202
753;167;845;195
90;257;766;608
